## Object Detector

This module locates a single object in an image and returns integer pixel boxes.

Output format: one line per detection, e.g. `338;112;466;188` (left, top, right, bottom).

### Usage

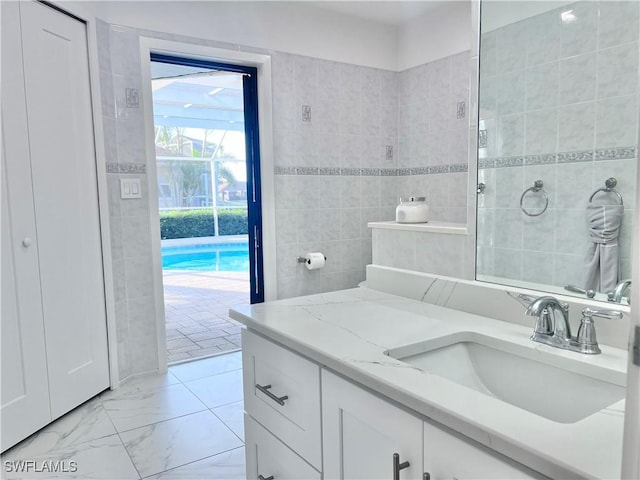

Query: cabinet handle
393;453;410;480
258;476;274;480
423;473;430;480
256;383;289;406
22;237;32;248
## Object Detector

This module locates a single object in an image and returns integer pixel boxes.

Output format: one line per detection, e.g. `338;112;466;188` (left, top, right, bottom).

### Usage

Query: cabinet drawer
242;329;321;469
245;415;321;480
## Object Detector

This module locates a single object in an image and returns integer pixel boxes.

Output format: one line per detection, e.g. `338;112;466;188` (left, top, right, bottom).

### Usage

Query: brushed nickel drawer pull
258;475;274;480
393;453;410;480
256;383;289;406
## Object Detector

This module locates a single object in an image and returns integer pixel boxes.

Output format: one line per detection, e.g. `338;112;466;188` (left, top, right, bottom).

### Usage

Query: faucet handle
581;308;624;320
576;308;623;354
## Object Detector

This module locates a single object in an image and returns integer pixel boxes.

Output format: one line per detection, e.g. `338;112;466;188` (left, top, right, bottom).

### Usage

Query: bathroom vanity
231;283;628;480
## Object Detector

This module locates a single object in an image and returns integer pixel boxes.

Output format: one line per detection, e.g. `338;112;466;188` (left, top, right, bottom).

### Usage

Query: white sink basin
385;332;626;423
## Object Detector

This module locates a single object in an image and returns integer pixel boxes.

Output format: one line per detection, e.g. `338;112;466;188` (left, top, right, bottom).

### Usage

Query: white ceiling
304;1;449;26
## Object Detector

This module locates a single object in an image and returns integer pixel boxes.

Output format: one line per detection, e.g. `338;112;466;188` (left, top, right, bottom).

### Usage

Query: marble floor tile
120;410;243;478
100;371;180;400
212;401;245;441
2;397;116;459
169;351;242;383
145;446;245;479
102;383;206;432
184;369;244;408
2;434;139;479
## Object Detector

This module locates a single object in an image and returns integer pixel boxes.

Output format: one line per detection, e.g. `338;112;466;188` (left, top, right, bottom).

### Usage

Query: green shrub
159;208;248;239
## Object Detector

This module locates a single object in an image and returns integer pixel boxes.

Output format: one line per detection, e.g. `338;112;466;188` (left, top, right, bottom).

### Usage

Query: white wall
57;1;476;71
58;1;399;70
397;1;472;71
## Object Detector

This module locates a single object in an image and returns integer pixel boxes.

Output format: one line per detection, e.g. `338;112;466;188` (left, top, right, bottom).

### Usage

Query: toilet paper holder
297;255;327;263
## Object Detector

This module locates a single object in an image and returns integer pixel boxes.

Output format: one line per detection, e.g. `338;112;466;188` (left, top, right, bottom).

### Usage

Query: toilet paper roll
305;252;326;270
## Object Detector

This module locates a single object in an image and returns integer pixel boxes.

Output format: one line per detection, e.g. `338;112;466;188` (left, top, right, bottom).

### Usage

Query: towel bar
520;180;548;217
589;177;623;205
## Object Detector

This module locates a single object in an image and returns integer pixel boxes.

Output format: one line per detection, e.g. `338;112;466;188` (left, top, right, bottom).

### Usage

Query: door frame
621;143;640;478
138;37;277;370
147;53;265;304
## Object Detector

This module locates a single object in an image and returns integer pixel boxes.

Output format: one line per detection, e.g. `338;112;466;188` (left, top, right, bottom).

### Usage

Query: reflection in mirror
476;0;638;303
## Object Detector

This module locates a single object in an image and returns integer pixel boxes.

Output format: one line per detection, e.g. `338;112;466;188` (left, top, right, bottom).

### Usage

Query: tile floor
163;270;249;363
2;353;246;479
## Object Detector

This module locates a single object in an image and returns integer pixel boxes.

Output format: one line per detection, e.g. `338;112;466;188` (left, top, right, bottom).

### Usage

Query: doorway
149;55;264;363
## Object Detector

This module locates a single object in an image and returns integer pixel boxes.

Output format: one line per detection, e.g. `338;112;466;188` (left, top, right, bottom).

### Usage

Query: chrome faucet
525;296;572;347
524;296;623;354
607;279;632;304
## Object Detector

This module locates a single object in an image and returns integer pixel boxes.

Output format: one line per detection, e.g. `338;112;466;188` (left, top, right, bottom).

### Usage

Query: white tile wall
96;17;476;374
371;228;474;280
272;50;472;298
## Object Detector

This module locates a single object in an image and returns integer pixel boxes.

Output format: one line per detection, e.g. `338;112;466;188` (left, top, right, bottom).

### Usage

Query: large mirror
476;0;638;303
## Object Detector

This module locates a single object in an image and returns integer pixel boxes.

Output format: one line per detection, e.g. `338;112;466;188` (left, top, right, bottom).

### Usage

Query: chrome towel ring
520;180;549;217
589;177;623;206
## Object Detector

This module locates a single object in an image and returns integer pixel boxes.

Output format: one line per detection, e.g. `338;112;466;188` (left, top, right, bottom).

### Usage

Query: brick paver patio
163;270;250;364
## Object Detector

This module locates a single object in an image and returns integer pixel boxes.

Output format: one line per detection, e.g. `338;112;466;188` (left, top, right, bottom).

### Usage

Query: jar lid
400;196;426;202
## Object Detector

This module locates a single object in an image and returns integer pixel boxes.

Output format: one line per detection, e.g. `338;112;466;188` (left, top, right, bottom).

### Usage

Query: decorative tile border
274;166;297;175
524;154;556;166
479;146;637;169
297;167;319;175
106;162;146;174
273;164;471;177
319;167;341;175
340;167;362;176
449;163;469;173
557;150;593;163
595;147;637;161
428;165;450;174
495;156;523;168
478;158;495;169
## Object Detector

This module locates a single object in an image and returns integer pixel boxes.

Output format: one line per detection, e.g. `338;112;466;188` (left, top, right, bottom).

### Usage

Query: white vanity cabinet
243;330;544;480
322;370;424;480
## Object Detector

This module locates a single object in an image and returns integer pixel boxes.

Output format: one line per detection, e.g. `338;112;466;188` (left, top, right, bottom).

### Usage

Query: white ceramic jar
396;197;429;223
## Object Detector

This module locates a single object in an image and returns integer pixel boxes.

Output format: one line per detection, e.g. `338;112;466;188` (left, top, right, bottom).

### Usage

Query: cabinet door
322;370;423;480
0;1;52;453
245;415;321;480
423;421;544;480
19;0;109;419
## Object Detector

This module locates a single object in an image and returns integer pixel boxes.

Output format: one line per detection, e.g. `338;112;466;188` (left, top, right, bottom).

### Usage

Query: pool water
161;242;250;272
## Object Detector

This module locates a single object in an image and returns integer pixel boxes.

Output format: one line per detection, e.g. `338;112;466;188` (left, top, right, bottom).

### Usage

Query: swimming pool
161;242;250;272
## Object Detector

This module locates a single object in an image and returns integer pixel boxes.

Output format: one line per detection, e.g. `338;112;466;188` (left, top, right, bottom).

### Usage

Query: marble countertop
230;287;628;480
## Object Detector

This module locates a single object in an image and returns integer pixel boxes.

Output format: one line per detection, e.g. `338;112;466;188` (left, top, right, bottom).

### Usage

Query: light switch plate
120;178;142;199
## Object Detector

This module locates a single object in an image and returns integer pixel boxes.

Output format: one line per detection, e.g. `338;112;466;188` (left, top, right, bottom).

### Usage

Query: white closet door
19;0;109;419
0;4;52;452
